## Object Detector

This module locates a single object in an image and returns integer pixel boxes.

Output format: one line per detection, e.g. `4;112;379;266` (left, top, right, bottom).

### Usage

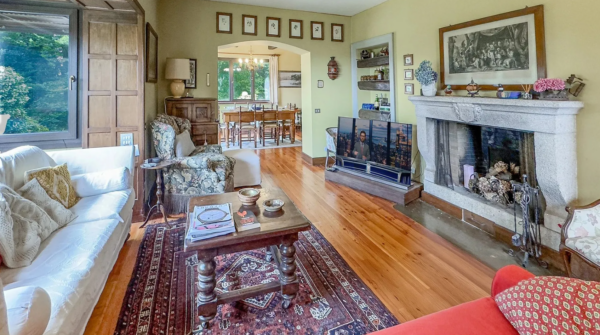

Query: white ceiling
208;0;388;16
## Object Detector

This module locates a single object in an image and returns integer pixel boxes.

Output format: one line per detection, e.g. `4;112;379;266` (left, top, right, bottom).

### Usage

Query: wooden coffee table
184;188;310;329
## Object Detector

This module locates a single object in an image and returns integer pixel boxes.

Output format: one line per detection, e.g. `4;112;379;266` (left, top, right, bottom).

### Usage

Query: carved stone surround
409;96;585;250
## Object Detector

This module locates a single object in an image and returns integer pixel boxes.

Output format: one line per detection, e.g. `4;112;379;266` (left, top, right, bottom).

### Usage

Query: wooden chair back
238;106;256;124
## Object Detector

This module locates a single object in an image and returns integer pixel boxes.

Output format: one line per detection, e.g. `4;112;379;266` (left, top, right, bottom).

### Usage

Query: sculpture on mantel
466;78;480;97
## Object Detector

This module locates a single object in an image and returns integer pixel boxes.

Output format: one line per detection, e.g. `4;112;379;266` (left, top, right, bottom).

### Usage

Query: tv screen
335;117;413;186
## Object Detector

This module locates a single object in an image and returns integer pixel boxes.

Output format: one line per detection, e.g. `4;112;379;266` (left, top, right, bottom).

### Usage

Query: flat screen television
336;117;413;187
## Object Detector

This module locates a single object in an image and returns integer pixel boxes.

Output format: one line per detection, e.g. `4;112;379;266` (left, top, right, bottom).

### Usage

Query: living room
0;0;599;334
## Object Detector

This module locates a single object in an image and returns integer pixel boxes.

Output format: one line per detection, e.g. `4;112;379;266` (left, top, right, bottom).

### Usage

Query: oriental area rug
114;219;399;335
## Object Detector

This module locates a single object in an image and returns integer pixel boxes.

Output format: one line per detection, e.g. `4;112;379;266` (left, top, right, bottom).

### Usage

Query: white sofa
0;146;135;335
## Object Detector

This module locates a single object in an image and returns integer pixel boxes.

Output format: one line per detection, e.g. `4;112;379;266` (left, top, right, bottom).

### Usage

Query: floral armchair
151;114;235;213
560;199;600;281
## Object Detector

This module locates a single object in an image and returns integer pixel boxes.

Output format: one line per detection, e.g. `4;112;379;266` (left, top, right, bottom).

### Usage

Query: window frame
0;4;79;148
218;57;270;103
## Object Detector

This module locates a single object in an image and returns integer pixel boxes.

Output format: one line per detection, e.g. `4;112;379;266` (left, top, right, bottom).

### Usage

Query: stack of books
186;204;235;242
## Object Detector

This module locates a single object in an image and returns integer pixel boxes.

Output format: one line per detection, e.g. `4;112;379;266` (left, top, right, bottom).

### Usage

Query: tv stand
325;168;423;206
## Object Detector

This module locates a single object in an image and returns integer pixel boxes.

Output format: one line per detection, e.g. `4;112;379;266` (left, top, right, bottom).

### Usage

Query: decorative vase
421;83;437;96
539;89;568;101
0;114;10;135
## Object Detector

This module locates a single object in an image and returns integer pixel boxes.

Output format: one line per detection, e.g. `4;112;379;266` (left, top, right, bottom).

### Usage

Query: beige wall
217;44;302;108
157;0;352;157
352;0;600;204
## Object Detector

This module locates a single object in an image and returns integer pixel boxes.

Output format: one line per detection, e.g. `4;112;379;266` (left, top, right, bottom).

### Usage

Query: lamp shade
165;58;190;80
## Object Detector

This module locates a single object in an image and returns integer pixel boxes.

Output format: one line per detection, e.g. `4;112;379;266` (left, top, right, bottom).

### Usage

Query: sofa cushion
223;149;261;188
71;167;130;198
69;189;132;226
5;286;51;335
25;164;79;209
18;179;77;227
175;130;195;158
567;206;600;238
0;146;56;190
566;236;600;266
373;297;518;335
495;276;600;334
0;219;128;335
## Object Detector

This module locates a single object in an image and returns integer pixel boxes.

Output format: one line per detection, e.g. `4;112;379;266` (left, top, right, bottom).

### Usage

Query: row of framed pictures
217;12;344;42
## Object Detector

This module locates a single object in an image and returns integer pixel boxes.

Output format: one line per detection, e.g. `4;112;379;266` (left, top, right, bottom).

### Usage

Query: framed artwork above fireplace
439;5;546;91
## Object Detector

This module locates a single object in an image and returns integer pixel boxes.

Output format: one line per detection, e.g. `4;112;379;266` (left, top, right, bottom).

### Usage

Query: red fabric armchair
374;265;534;335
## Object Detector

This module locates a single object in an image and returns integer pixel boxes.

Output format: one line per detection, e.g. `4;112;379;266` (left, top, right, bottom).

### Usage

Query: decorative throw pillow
495;276;600;334
70;167;131;198
25;163;79;208
175;130;195;157
18;178;77;227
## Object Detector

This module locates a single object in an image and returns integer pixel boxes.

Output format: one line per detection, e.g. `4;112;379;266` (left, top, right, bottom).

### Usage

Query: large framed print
439;5;546;91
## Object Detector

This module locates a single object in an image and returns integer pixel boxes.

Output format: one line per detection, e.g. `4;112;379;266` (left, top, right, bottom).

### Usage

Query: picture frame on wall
145;23;158;83
311;21;324;40
403;54;413;66
439;5;546;91
404;83;414;95
289;19;303;39
279;71;302;88
404;69;414;80
216;12;232;34
242;14;257;36
331;23;344;42
185;59;197;89
267;17;281;37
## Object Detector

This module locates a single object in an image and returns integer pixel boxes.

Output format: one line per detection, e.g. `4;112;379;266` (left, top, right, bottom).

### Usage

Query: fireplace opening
435;120;545;219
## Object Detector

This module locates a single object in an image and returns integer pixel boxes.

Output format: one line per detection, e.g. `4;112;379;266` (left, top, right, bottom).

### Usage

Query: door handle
69;75;76;90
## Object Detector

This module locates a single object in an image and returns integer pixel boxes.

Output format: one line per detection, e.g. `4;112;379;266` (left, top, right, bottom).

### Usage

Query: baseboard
301;152;326;166
422;191;566;273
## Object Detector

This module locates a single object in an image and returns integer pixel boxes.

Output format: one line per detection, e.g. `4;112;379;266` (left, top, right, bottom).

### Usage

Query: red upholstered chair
373;265;534;335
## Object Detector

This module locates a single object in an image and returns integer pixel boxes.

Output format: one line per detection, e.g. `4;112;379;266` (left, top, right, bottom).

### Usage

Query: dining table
221;110;299;148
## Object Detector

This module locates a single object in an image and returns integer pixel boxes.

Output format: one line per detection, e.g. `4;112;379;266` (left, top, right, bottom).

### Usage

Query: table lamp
165;58;190;98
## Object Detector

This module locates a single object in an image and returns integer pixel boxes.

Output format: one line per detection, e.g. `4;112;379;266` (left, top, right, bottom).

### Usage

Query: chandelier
238;46;264;71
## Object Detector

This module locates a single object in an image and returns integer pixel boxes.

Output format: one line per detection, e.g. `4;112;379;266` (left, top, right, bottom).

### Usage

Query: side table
140;160;175;228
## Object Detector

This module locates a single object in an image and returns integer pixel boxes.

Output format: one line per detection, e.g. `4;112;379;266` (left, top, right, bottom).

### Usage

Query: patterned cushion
155;114;191;135
25;164;79;208
495;276;600;334
567;206;600;238
566;237;600;266
151;121;176;160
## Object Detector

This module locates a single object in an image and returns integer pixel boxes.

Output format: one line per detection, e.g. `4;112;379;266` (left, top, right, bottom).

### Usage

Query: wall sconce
327;57;338;80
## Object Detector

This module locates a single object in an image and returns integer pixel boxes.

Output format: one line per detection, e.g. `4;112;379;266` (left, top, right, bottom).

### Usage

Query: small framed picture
404;69;414;80
403;54;413;66
317;80;324;88
242;15;257;36
404;83;414;95
185;59;197;89
331;23;343;42
216;12;232;34
289;19;303;39
311;21;324;40
266;17;281;37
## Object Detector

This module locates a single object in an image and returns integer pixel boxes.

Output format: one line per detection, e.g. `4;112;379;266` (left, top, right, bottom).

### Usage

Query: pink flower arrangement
534;78;566;92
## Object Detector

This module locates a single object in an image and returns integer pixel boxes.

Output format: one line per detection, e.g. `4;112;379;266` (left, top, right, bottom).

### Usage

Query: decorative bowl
263;199;285;212
238;188;260;206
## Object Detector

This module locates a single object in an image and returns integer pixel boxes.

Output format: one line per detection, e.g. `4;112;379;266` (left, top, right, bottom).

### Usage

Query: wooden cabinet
165;98;219;145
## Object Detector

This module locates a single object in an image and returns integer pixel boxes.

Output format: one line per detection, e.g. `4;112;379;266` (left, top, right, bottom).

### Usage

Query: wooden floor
84;146;495;334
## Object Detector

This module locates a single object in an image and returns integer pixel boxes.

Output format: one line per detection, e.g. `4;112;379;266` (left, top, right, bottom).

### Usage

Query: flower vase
539;89;568;101
0;114;10;135
421;83;437;97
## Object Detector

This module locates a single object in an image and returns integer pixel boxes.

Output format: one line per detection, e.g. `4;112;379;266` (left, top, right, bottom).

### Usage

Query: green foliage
217;60;230;101
218;59;270;101
0;66;30;118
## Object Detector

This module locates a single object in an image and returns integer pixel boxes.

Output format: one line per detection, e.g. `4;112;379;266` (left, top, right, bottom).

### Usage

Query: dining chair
278;107;294;142
260;107;279;146
235;106;258;148
219;108;236;146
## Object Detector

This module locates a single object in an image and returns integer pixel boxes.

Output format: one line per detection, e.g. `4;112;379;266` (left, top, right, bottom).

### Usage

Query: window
218;58;270;102
0;5;78;147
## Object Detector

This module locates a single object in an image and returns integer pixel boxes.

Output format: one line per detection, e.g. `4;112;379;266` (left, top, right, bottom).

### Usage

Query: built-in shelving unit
357;56;389;68
358;80;390;91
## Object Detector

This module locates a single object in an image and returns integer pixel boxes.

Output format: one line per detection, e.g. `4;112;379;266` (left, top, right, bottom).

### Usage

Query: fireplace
409;96;584;251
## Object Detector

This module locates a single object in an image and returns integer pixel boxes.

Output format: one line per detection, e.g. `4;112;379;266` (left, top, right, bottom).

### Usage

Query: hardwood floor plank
83;146;495;334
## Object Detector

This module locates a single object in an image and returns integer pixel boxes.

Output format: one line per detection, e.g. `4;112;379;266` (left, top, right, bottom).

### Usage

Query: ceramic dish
238;188;260;206
263;199;285;212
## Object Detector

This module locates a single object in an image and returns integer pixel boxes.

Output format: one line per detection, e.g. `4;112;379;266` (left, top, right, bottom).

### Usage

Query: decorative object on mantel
466;78;480;97
415;60;438;96
534;78;568;101
403;54;413;66
521;84;533;99
495;84;504;98
380;47;389;56
327;57;339;80
444;85;453;96
360;49;371;60
439;5;546;92
566;74;586;97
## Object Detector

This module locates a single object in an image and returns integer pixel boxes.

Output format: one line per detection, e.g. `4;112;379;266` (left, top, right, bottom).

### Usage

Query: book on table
233;207;261;231
186;203;235;242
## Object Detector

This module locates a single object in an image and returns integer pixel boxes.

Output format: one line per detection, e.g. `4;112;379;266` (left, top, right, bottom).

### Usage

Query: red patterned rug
114;219;399;334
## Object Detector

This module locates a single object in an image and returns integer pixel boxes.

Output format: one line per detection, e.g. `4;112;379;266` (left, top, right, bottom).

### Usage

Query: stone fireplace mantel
409;96;585;250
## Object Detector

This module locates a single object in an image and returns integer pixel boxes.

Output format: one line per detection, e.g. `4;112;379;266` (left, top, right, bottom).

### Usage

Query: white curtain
269;55;279;106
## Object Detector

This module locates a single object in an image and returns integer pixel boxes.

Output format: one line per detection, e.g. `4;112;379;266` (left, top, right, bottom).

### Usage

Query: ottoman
223;149;261;188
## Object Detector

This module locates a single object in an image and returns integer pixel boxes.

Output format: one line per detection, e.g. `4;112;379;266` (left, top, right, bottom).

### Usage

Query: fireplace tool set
509;175;547;269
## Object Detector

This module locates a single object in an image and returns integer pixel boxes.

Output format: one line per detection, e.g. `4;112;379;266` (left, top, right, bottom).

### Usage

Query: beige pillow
175;130;195;157
25;164;79;208
18;178;77;227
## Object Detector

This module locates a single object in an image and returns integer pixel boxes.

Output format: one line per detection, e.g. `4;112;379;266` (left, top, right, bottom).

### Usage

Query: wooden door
82;10;145;218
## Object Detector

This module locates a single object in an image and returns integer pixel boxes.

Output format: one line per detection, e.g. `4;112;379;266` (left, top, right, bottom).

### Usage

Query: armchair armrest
491;265;535;297
48;146;134;177
172;153;234;171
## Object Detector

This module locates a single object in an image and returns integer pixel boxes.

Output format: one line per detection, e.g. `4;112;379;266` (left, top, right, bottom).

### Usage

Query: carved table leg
197;252;217;329
279;240;298;309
